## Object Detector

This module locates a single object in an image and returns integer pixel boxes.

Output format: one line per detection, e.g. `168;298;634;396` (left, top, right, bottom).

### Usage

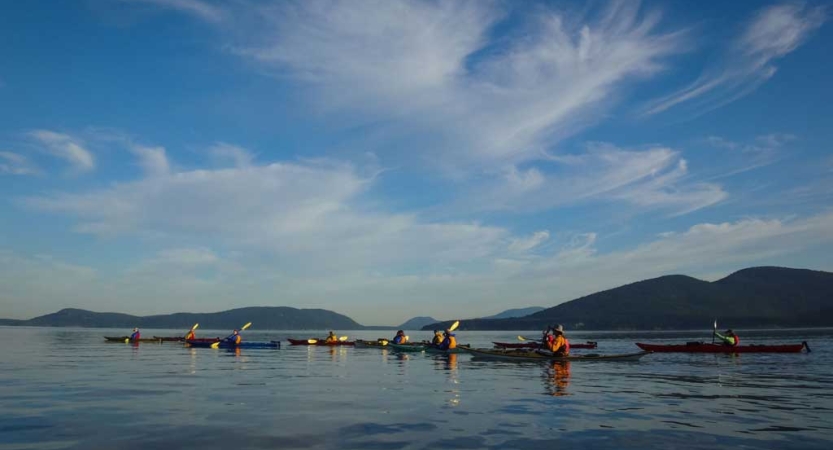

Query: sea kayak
466;348;651;362
186;340;281;349
635;342;810;353
104;336;162;343
388;343;470;354
354;339;391;348
287;338;356;346
493;341;598;349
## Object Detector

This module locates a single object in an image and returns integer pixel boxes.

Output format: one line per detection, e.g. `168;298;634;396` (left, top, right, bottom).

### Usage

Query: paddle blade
713;320;717;329
307;339;318;344
449;320;460;331
339;336;348;341
192;323;199;330
517;335;527;341
124;338;129;343
210;341;220;349
241;322;252;331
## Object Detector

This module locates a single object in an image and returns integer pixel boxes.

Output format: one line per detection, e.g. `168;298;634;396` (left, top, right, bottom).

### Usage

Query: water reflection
432;354;461;407
543;361;570;396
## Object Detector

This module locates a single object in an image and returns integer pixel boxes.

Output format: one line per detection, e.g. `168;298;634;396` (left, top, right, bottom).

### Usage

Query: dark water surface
1;327;832;449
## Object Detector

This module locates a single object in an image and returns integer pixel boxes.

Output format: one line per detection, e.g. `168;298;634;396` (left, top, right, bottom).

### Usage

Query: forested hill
9;306;364;330
423;267;833;331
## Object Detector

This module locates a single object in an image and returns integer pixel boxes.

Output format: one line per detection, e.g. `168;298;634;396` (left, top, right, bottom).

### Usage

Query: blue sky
1;0;831;325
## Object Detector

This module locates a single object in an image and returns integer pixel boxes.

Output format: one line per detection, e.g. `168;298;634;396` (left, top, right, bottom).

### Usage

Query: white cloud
214;1;684;171
508;231;550;253
209;142;254;168
28;130;95;173
125;0;224;23
462;144;727;216
130;145;170;176
0;151;39;175
642;2;825;116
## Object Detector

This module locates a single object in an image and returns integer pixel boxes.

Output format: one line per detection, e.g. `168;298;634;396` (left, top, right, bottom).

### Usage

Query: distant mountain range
423;267;833;330
3;306;363;330
479;306;545;320
4;267;831;331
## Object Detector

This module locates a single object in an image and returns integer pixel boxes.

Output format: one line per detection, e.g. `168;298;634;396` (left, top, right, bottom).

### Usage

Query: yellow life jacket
448;336;457;349
432;334;443;345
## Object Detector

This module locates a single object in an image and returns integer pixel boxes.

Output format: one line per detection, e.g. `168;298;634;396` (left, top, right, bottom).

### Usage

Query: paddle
711;320;717;345
184;323;199;340
211;322;251;348
449;320;460;331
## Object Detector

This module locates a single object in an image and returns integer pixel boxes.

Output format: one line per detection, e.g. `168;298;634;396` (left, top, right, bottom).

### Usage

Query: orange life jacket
447;336;457;349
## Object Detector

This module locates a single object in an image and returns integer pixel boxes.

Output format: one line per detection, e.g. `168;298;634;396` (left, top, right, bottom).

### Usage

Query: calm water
1;327;832;449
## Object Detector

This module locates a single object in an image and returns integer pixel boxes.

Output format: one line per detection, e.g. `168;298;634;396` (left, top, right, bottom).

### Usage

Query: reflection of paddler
550;361;571;396
445;353;458;371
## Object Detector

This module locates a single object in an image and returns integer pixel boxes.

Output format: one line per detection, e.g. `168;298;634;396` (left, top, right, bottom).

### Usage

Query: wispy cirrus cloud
461;144;727;216
28;130;95;173
0;151;39;176
124;0;225;23
642;2;826;117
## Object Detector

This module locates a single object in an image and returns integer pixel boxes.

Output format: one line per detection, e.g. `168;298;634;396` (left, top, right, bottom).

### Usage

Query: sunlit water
1;327;831;449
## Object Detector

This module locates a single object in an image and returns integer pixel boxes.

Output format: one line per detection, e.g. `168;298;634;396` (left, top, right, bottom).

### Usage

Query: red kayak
493;341;598;349
287;338;355;346
635;342;810;353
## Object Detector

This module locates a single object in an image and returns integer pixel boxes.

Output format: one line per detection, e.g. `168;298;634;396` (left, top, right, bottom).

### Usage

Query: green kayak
466;347;651;362
388;343;470;354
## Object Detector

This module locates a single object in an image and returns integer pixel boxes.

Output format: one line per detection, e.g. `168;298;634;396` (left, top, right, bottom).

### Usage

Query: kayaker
325;331;338;343
224;329;242;345
392;330;408;344
714;329;739;347
184;328;196;341
130;328;141;340
437;329;457;350
546;324;570;355
432;330;443;345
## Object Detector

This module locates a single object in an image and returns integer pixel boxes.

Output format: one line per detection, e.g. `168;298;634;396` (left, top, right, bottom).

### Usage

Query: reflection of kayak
467;348;651;362
153;336;189;342
186;340;280;349
287;338;355;346
388;343;470;354
493;341;598;349
104;336;161;343
635;342;809;353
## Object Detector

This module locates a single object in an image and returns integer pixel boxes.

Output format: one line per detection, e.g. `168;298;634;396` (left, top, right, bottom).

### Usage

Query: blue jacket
130;331;140;340
393;335;405;344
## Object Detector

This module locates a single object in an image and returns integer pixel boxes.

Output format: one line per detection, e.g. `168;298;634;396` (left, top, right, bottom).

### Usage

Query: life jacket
185;331;195;340
393;335;404;344
130;331;140;340
432;334;443;345
731;334;739;347
447;335;457;350
230;334;241;345
551;335;568;354
326;335;337;343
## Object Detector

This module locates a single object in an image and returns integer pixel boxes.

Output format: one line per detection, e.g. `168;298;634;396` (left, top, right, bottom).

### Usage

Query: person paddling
325;331;338;343
714;329;739;347
431;330;444;345
437;329;457;350
130;328;141;341
546;324;570;356
184;327;196;341
224;329;242;345
392;330;408;344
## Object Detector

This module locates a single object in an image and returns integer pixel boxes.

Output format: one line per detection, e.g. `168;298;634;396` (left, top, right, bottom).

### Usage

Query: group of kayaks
104;323;813;363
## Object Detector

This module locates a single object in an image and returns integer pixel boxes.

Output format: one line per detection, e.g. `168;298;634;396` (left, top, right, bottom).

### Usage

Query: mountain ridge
422;266;833;330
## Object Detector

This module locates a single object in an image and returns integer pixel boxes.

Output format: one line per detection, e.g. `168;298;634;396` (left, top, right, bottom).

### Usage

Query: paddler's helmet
133;328;138;332
233;329;239;334
554;324;564;333
397;330;404;335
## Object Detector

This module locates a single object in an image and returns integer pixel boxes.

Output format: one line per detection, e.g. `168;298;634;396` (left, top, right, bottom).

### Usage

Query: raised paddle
184;323;199;340
339;336;349;341
711;320;717;345
449;320;460;331
211;322;251;348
